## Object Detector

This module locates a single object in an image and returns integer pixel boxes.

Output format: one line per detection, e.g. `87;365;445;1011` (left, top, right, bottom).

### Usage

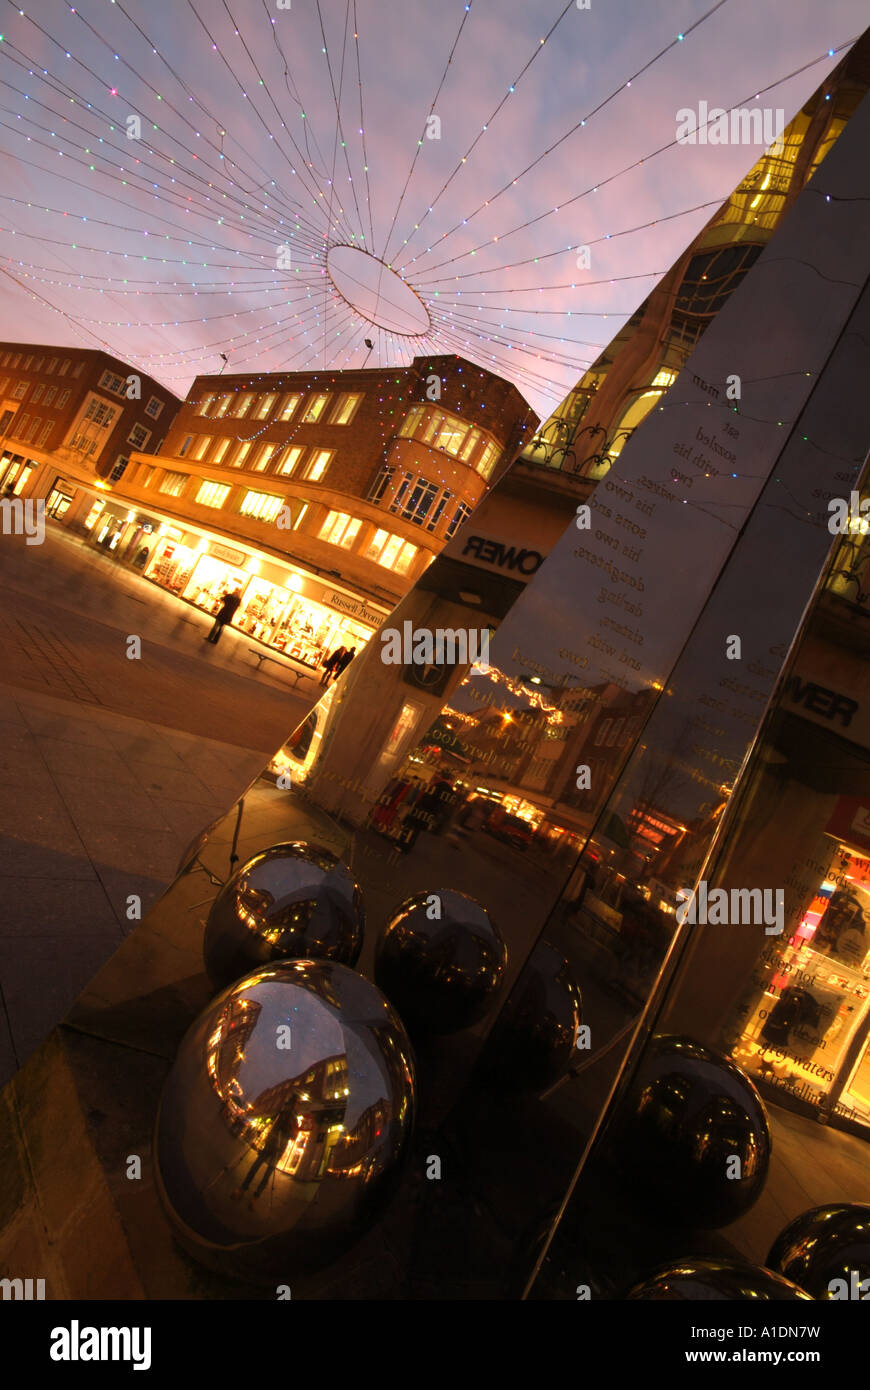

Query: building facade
0;344;179;519
69;355;537;673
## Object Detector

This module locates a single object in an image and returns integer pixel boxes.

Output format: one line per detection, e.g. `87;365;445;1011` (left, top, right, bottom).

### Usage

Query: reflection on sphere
628;1256;813;1300
480;941;582;1090
204;841;364;987
766;1203;870;1299
154;959;416;1282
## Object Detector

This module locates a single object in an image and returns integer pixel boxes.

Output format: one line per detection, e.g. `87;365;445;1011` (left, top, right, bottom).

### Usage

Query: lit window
252;393;278;420
319;511;361;548
476;440;500;480
397;405;422;436
253;442;277;472
459;427;481;461
212;394;232;418
191;436;211;461
159;470;188;497
233;393;255;417
330;392;362;425
364;528;390;561
433;416;468;455
276;445;304;476
210;437;231;464
305;449;333;481
196;480;231;509
395;542;417;575
197;395;216;416
128;422;151;450
145;395;164;419
239;490;283;522
277;393;301;421
233;441;253;468
303;393;330;422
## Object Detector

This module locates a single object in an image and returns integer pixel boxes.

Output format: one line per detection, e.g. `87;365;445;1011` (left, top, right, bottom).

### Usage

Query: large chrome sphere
154;959;416;1283
479;941;583;1090
766;1204;870;1299
611;1035;770;1229
628;1257;813;1301
203;842;364;987
374;889;506;1036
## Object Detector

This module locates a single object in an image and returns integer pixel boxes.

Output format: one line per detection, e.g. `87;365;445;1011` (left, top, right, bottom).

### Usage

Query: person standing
320;644;346;686
205;587;242;645
332;645;356;680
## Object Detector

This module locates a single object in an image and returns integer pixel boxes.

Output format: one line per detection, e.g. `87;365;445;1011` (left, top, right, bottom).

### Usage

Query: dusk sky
0;0;867;421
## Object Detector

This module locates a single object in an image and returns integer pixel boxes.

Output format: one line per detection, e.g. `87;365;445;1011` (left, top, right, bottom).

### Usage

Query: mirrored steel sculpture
479;941;583;1090
204;841;364;987
154;959;416;1283
766;1203;870;1299
609;1035;770;1228
628;1257;813;1301
374;889;506;1036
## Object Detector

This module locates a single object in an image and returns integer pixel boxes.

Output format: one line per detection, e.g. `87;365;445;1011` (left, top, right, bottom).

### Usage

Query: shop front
0;452;37;495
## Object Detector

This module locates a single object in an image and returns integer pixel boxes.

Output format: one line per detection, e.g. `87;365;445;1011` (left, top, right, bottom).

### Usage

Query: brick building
77;355;537;672
0;344;180;519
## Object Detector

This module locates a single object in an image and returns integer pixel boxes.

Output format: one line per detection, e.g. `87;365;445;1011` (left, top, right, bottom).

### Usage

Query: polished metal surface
374;889;507;1036
204;841;364;987
610;1035;771;1228
627;1257;813;1301
154;959;416;1283
767;1203;870;1298
480;940;583;1090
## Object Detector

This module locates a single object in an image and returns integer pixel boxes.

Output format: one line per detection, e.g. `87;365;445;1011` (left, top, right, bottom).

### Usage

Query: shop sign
461;534;543;575
825;797;870;853
209;541;246;565
322;589;383;627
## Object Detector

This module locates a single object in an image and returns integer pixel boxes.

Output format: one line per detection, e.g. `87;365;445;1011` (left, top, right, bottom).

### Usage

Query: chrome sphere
628;1257;813;1301
374;889;506;1035
766;1204;870;1299
479;941;582;1090
611;1035;770;1229
203;842;364;987
154;959;416;1283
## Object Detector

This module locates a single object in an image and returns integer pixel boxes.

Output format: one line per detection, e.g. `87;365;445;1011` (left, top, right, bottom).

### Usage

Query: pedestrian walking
320;644;346;685
332;645;356;680
205;587;242;645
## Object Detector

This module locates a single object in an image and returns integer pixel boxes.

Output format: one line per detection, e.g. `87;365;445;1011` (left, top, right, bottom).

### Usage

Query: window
476;440;500;480
398;406;424;438
239;490;283;522
197;394;216;416
319;511;361;548
303;393;330;422
27;417;42;442
11;353;21;367
459;427;481;461
34;357;44;371
445;501;471;539
141;466;155;488
58;360;70;376
110;455;129;483
232;440;253;468
253;393;278;420
83;398;116;427
178;435;194;457
391;475;439;526
23;355;33;370
13;414;29;438
46;358;58;373
330;392;362;425
57;390;70;407
304;449;333;481
368;464;395;504
606;717;625;747
233;393;255;416
191;436;211;461
145;395;164;419
30;384;44;404
277;393;301;421
99;370;125;395
128;422;151;450
363;529;417;573
253;442;278;472
210;437;231;464
43;386;57;406
37;422;53;447
196;480;231;509
72;361;83;378
276;445;304;476
432;416;468;456
159;470;188;497
12;382;28;400
428;489;452;532
594;719;612;747
212;394;232;418
0;379;7;395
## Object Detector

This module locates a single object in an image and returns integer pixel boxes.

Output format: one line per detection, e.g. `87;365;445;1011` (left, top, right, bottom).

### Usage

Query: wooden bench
247;648;311;689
